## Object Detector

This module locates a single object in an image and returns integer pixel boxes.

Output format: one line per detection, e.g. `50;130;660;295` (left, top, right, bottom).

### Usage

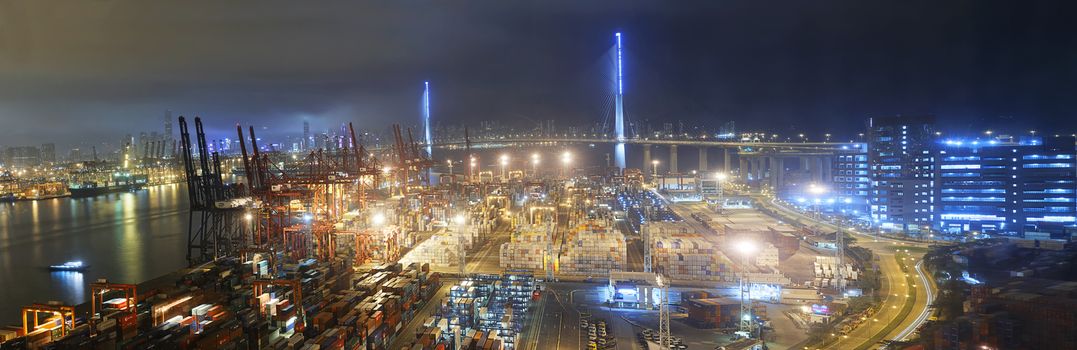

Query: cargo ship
68;173;148;198
17;181;70;201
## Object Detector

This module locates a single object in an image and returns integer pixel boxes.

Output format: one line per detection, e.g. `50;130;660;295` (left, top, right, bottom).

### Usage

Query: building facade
934;135;1076;236
867;115;937;233
831;143;870;219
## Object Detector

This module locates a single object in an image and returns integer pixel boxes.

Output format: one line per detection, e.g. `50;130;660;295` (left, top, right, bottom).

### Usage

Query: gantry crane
90;280;137;316
389;124;434;196
179;117;247;265
22;303;76;338
237;121;382;261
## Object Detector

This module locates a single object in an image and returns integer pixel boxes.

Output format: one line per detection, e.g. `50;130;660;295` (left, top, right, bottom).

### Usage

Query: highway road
754;195;935;349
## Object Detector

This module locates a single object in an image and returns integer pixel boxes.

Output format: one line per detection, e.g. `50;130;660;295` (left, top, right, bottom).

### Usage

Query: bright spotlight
372;213;386;226
453;214;466;225
735;240;757;255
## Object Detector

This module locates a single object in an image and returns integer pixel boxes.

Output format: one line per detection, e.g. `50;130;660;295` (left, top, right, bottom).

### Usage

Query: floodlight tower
643;223;653;273
656;274;671;349
455;214;467;276
736;240;757;337
614;32;627;169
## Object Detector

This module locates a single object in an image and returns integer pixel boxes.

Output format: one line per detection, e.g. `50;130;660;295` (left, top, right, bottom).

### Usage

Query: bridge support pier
769;157;783;191
670;145;679;174
807;157;822;183
723;148;732;175
752;158;764;182
738;157;747;178
643;144;652;179
698;147;707;173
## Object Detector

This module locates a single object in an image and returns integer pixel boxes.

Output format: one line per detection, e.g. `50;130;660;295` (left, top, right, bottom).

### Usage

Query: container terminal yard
0;116;939;350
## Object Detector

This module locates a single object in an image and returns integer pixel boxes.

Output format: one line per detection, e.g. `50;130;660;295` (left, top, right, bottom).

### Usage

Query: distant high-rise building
164;110;173;141
303;120;310;151
867;115;937;233
5;146;41;168
68;148;82;162
40;143;56;164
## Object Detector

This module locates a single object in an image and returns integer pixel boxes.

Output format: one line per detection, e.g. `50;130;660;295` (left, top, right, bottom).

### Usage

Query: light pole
531;153;540;177
651;160;660;186
808;183;828;220
469;156;476;182
716;172;727;213
454;214;467;275
499;154;509;182
560;151;572;178
735;240;757;338
244;212;254;244
808;183;845;294
382;166;393;196
447;159;453;175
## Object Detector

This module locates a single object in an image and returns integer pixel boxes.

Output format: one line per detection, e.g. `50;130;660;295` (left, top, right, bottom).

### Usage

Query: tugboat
48;261;89;272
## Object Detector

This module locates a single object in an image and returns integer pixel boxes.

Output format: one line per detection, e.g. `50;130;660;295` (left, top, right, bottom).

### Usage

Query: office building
867;115;937;233
934;135;1076;236
831;143;870;219
40;143;56;164
4;146;41;169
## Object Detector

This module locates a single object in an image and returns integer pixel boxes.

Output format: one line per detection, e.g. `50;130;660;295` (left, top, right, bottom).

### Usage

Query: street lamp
560;151;572;178
651;160;660;185
808;183;828;220
447;159;453;175
500;154;509;182
531;153;540;176
469;156;476;182
716;172;727;213
734;240;757;338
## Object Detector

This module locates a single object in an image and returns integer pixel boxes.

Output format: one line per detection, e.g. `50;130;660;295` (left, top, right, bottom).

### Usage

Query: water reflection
615;142;626;169
48;271;85;305
0;185;188;324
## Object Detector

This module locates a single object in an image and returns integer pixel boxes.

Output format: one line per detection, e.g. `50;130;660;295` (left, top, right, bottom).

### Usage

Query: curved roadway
753;195;936;349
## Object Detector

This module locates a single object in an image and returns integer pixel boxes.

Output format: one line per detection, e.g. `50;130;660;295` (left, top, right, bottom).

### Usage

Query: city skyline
3;3;1077;349
4;1;1077;149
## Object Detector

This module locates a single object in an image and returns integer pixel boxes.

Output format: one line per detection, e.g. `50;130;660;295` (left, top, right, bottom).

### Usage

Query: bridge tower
423;81;434;182
614;32;627;169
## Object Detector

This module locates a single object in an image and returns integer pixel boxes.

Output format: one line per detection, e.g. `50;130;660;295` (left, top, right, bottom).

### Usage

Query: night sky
2;1;1077;149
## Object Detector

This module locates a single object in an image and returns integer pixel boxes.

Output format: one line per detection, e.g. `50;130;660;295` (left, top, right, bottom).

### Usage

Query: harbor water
0;184;189;325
